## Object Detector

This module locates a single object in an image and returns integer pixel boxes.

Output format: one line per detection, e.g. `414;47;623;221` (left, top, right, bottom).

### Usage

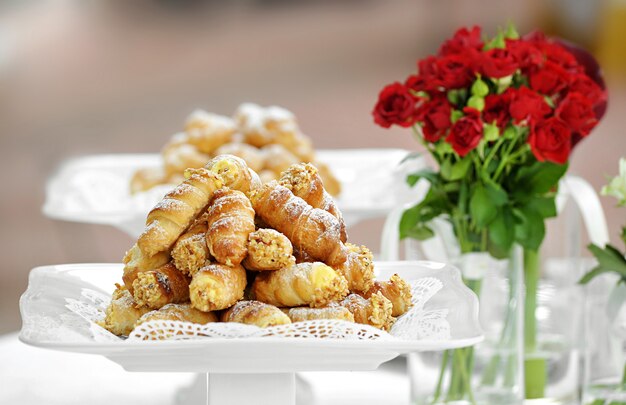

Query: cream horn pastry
190;263;247;311
278;162;346;241
249;182;347;266
287;305;355;323
334;243;375;294
221;300;291;328
314;160;341;196
260;144;300;175
98;285;151;336
205;188;255;266
184;110;236;154
214;142;265;173
234;103;298;148
205;154;261;195
135;303;218;328
274;129;315;162
132;262;190;310
340;292;394;331
137;168;222;257
251;262;348;308
293;246;314;264
130;167;168;194
122;244;170;293
171;213;210;277
364;274;413;317
242;228;295;271
162;133;211;177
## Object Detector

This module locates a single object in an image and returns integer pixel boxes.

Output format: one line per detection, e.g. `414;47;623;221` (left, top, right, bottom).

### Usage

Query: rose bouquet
373;25;607;402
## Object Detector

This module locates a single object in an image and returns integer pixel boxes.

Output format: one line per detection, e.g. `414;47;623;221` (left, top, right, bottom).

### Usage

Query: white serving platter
42;149;427;237
20;261;482;373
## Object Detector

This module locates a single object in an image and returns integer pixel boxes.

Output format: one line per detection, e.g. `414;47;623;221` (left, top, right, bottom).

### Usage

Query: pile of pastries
130;103;341;196
100;155;412;337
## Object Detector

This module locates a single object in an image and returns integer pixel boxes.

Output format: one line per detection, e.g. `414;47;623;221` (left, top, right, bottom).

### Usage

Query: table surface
0;332;410;405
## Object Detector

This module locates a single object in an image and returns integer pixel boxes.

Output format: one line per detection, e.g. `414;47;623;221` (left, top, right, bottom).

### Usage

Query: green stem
431;350;450;404
483;136;506;170
493;139;518;181
524;248;547;399
622;362;626;387
524;249;539;353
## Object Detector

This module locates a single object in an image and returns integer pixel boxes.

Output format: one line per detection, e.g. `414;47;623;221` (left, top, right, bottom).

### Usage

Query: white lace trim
64;277;449;342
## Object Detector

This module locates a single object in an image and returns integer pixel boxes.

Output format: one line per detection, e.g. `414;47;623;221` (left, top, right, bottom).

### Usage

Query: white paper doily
64;277;448;342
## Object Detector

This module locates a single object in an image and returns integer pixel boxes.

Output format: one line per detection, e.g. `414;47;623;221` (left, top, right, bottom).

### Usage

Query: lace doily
65;277;450;342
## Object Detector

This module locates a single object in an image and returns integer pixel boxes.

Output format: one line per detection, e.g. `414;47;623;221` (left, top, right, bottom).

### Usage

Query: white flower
602;157;626;206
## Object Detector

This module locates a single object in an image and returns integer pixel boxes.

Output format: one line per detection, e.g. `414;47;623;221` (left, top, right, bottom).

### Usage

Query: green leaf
489;207;515;252
449;157;472;181
470;185;498;227
514;161;568;198
399;151;422;164
405;224;435;240
399;188;448;239
399;204;420;239
526;197;557;219
579;265;611;285
580;243;626;284
406;169;439;187
589;243;626;276
513;206;546;250
621;226;626;247
441;159;453;180
484;180;508;206
435;141;454;155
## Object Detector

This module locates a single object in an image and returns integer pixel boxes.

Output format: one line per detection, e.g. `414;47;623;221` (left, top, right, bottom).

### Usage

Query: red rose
507;39;543;71
509;86;551;124
416;96;452;142
544;42;581;72
483;90;514;129
528;117;571;164
524;32;580;72
568;73;606;107
480;48;518;78
372;82;419;128
556;92;598;136
446;107;483;156
439;26;483;56
529;61;570;95
436;52;475;89
405;74;427;93
417;56;443;91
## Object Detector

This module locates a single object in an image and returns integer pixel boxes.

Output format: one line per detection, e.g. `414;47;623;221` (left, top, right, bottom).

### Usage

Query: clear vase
408;244;525;405
582;279;626;405
522;188;593;404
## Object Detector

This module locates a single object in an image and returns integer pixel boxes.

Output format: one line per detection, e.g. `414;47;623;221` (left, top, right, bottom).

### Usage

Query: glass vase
522;191;590;404
407;244;525;405
582;278;626;405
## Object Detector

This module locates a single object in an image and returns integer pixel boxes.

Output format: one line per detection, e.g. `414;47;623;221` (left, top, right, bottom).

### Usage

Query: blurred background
0;0;624;334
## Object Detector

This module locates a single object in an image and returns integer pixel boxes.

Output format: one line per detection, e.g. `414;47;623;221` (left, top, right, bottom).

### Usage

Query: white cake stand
19;261;482;405
41;150;427;237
